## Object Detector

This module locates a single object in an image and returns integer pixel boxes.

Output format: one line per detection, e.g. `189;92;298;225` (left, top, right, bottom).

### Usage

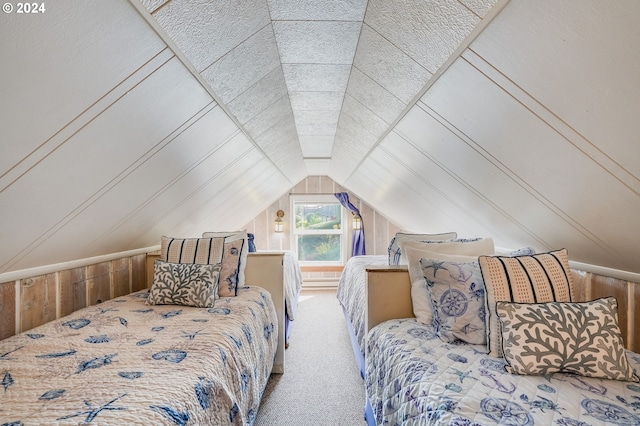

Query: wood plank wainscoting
0;253;147;340
1;257;638;353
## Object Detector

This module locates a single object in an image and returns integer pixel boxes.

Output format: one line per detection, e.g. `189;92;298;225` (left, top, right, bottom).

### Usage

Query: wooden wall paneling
58;266;86;317
87;262;111;306
131;254;147;292
569;269;588;302
319;175;334;193
588;274;629;348
111;258;130;298
20;273;56;333
627;282;640;353
0;281;16;339
632;282;639;353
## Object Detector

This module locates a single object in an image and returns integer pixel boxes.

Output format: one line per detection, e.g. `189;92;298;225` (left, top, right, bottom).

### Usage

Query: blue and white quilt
366;319;640;426
0;286;277;425
336;255;387;355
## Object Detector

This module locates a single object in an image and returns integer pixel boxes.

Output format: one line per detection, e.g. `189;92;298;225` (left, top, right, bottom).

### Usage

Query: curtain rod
288;192;360;197
288;192;341;196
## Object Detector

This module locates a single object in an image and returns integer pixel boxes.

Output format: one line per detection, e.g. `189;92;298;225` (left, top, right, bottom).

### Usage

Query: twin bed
0;286;276;425
338;234;640;426
0;232;303;425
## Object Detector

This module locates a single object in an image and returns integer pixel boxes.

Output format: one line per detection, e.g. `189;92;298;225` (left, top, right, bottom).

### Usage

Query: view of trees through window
294;202;343;262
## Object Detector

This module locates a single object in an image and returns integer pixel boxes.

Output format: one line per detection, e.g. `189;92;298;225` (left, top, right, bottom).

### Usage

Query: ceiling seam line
463;47;640;196
379;132;550;250
342;0;513;183
199;21;274;75
94;111;242;244
0;47;173;193
330;14;367;159
127;0;296;187
0;102;221;272
415;100;623;260
126;144;257;244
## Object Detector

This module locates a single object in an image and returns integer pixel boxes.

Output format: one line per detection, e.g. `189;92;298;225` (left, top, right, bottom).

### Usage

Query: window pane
295;203;341;230
297;235;342;262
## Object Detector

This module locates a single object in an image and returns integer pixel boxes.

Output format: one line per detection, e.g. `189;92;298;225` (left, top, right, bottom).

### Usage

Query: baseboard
302;280;338;290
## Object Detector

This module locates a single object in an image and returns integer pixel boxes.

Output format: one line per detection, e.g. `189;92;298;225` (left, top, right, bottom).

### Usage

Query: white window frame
290;194;347;266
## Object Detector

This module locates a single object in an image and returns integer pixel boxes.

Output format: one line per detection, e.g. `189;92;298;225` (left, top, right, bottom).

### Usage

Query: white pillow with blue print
419;257;486;345
405;245;482;328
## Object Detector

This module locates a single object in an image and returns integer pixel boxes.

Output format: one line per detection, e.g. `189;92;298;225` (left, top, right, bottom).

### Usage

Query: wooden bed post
365;265;414;334
246;252;285;374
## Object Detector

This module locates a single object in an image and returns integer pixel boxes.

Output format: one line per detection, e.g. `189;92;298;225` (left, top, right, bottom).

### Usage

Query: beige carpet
255;289;366;425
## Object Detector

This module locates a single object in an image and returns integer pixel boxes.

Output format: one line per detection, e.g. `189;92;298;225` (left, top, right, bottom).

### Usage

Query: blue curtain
334;192;366;256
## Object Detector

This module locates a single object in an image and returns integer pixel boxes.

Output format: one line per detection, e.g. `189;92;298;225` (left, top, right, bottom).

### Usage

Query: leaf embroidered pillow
419;257;486;345
496;297;639;382
147;260;220;308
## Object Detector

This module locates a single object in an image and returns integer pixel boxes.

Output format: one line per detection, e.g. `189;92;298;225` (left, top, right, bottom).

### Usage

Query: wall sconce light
274;210;285;233
352;214;362;230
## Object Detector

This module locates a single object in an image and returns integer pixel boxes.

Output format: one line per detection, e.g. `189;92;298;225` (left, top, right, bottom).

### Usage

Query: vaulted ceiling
2;0;639;276
140;0;500;181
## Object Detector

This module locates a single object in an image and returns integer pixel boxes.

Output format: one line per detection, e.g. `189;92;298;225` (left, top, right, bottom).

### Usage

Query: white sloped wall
0;1;296;273
343;0;640;273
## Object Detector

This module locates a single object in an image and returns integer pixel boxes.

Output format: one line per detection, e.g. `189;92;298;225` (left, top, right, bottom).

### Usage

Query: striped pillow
203;231;249;286
161;236;225;265
479;248;576;357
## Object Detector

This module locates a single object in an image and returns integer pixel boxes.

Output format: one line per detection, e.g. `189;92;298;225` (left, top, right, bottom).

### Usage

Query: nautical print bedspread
336;255;387;354
282;251;303;322
0;286;277;425
366;319;640;426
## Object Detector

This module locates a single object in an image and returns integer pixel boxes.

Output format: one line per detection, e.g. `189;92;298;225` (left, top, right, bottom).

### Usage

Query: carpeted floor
255;289;366;425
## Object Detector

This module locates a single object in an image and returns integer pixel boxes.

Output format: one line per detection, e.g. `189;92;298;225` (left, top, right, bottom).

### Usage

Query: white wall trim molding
0;245;159;284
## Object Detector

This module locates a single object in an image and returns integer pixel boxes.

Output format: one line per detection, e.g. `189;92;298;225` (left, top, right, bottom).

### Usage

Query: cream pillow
388;232;457;265
399;237;495;262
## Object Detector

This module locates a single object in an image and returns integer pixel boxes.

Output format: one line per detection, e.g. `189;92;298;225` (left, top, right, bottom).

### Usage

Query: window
291;195;346;265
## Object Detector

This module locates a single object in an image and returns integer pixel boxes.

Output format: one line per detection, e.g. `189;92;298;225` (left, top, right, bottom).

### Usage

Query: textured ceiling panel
300;137;334;158
293;110;341;127
268;0;367;21
364;0;479;73
340;94;389;140
304;159;333;175
346;68;407;124
282;64;352;92
243;95;293;138
201;24;279;103
273;21;362;64
226;67;288;124
254;114;298;151
334;114;379;158
459;0;499;17
289;91;345;110
354;24;432;103
151;0;270;72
